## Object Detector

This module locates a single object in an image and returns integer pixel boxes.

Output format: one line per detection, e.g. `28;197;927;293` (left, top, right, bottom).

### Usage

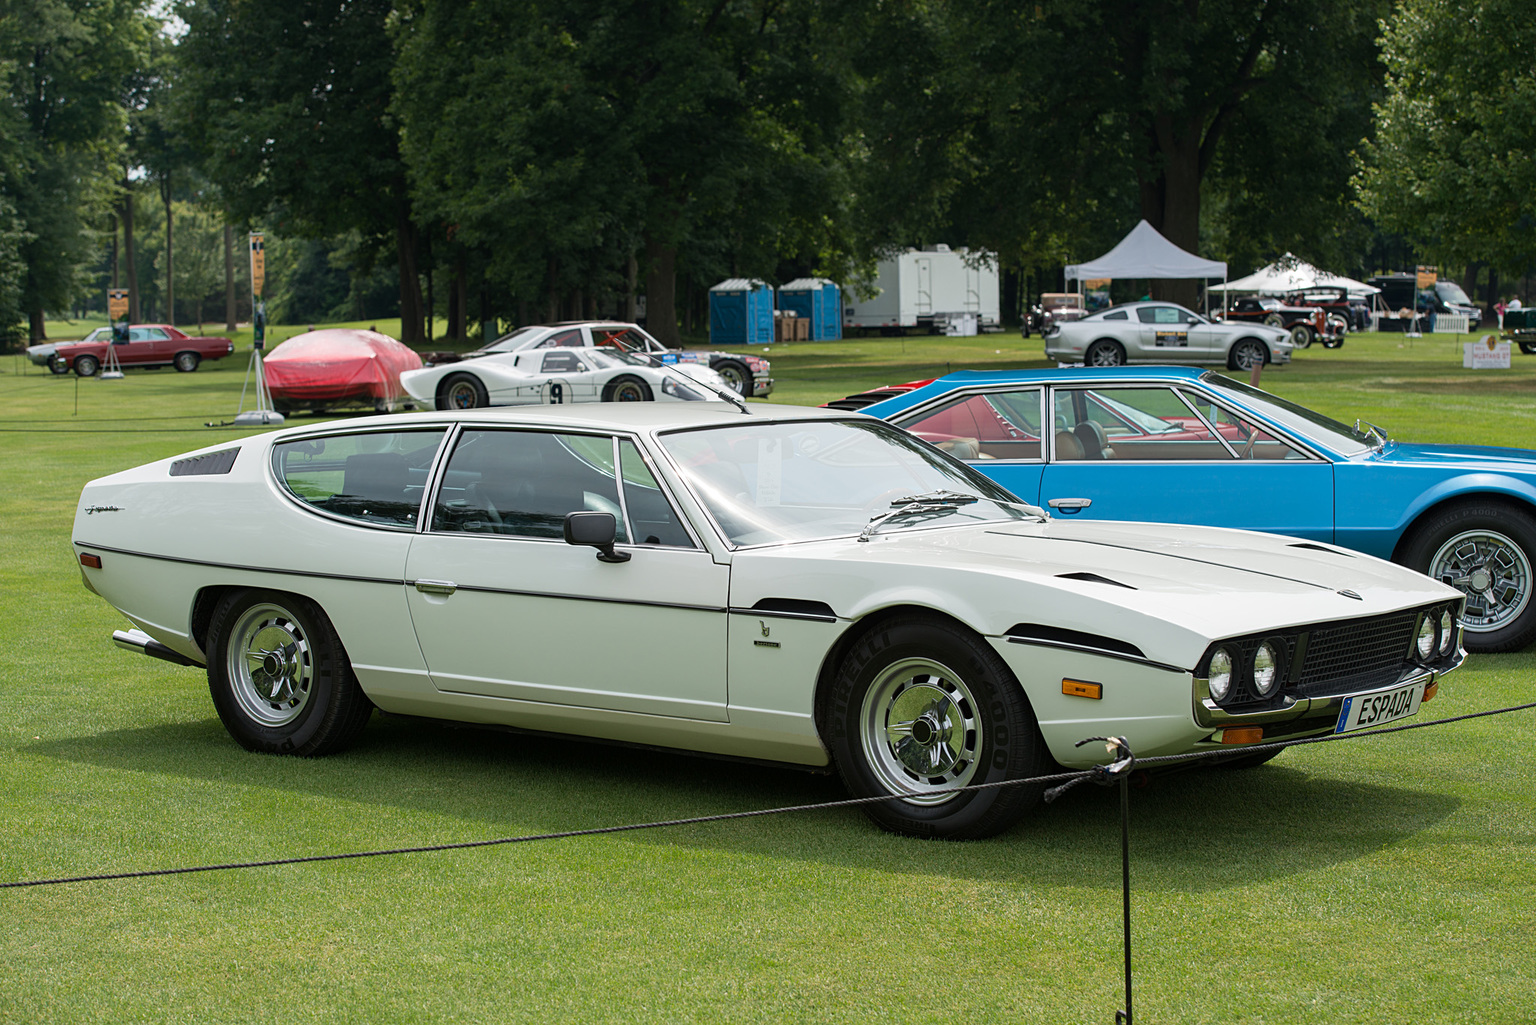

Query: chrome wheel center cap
909;713;939;747
262;651;285;678
1469;567;1492;592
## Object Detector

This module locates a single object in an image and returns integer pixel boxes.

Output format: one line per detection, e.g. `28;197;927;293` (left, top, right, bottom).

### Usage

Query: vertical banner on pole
107;289;130;345
249;233;266;350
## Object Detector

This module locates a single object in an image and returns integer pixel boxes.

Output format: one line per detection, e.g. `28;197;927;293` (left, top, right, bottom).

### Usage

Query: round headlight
1439;609;1455;654
1416;615;1436;658
1208;648;1234;701
1252;640;1282;698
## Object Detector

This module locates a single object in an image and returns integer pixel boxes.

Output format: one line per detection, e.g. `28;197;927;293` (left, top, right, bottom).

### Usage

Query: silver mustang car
1043;301;1293;371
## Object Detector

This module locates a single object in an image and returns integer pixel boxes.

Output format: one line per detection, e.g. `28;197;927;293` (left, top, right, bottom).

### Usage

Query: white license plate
1335;682;1424;734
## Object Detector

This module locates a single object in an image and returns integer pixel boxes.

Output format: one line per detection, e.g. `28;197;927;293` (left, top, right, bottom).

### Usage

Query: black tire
824;615;1051;839
173;351;200;372
1519;342;1536;356
1085;339;1126;367
74;354;100;377
1400;500;1536;653
206;589;373;755
1288;324;1314;349
48;356;70;375
711;358;751;396
1227;339;1267;371
437;372;488;410
602;375;654;402
1321;335;1345;349
1262;313;1286;328
1326;313;1350;336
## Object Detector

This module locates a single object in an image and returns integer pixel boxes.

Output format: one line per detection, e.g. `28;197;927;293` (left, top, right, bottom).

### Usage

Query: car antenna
610;335;753;414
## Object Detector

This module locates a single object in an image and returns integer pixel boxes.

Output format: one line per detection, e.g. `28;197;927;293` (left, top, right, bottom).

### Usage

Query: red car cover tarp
263;329;422;406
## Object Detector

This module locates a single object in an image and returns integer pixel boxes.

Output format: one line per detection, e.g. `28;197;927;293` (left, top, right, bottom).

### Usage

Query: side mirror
564;511;631;563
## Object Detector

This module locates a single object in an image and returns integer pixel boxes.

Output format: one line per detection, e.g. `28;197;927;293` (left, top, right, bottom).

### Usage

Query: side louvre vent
1056;571;1135;590
170;449;239;477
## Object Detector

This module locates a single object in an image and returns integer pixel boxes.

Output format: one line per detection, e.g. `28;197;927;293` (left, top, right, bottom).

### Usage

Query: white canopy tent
1207;254;1380;296
1065;220;1227;312
1065;219;1227;282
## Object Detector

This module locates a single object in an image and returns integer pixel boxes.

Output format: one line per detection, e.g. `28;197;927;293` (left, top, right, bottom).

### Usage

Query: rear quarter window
272;429;448;528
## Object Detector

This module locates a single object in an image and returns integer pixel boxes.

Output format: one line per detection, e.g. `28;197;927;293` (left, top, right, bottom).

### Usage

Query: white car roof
270;401;848;441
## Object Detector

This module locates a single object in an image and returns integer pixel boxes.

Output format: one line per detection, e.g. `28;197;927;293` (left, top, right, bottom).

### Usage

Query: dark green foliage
1357;0;1536;276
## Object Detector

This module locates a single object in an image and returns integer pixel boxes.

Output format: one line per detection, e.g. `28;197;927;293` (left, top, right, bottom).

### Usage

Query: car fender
1336;468;1536;559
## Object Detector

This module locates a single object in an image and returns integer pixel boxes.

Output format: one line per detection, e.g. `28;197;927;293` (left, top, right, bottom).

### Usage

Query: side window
896;388;1042;461
430;429;625;539
273;429;448;527
536;328;584;348
540;351;588;374
618;440;694;546
1185;395;1308;461
1052;387;1233;461
1103;310;1128;321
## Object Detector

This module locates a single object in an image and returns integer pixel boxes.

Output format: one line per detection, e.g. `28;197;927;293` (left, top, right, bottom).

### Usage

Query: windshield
659;419;1032;546
480;326;543;353
1435;281;1473;305
1201;373;1375;455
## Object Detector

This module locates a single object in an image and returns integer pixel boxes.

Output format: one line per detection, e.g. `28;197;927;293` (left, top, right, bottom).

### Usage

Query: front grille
1295;611;1419;697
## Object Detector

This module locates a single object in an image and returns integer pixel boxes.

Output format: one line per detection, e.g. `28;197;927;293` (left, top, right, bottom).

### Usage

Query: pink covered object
263;329;423;411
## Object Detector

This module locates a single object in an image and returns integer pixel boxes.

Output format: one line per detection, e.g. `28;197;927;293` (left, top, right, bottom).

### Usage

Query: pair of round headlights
1416;608;1457;659
1207;639;1285;703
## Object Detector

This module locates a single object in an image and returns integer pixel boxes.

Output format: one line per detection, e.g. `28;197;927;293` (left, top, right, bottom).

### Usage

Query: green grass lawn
1;325;1533;1024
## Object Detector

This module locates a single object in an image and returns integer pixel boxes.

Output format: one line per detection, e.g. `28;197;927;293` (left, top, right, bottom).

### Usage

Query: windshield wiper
856;490;983;542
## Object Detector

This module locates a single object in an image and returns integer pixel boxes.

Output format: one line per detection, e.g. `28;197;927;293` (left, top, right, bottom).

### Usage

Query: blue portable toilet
778;278;842;340
709;279;774;346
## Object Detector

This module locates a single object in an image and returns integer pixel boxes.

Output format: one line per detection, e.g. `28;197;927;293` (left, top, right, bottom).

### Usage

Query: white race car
400;345;731;409
74;403;1464;839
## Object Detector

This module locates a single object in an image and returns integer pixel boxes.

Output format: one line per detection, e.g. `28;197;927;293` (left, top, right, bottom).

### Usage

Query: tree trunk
448;258;467;340
1141;121;1203;309
395;206;424;345
161;174;174;327
109;213;118;288
224;225;237;330
625;252;638;322
28;308;45;342
644;237;679;346
121;182;139;322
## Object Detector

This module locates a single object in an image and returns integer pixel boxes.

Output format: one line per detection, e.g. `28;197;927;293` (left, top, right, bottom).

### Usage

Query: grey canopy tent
1065;220;1228;305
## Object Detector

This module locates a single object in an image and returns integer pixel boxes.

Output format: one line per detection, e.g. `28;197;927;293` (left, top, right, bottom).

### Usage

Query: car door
1038;384;1335;541
404;427;730;721
1135;305;1199;360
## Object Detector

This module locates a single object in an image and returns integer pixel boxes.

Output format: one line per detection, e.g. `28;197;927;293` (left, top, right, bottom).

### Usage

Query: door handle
1047;497;1092;514
414;579;457;596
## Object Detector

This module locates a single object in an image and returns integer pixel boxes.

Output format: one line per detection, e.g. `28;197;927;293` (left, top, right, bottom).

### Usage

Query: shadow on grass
28;712;1458;894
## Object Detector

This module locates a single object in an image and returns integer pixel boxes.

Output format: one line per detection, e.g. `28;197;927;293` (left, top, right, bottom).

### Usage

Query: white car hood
736;517;1458;670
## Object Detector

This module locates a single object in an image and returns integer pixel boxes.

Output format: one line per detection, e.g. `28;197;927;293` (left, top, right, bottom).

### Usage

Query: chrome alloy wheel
444;379;480;409
858;657;981;805
226;602;315;726
1430;529;1533;631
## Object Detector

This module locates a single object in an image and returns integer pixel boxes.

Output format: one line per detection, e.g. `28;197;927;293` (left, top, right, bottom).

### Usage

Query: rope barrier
4;700;1531;892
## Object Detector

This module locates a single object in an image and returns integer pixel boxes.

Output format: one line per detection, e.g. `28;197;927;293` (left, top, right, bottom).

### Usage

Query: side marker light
79;553;102;569
1221;727;1264;745
1062;679;1103;700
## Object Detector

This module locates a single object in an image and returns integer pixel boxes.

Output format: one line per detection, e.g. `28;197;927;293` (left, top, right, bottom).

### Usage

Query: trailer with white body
843;245;1000;333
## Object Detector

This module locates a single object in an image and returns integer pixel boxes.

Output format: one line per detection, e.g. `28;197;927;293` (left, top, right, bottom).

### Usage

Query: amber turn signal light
1062;679;1102;700
1423;680;1438;703
79;552;102;569
1221;726;1264;745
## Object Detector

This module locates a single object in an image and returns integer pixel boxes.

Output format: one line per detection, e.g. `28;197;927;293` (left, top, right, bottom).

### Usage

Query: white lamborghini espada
72;403;1466;838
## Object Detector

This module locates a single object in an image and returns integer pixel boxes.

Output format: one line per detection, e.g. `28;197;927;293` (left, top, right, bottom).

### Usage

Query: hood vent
1289;542;1350;556
1056;571;1135;590
170;448;239;476
1006;624;1145;659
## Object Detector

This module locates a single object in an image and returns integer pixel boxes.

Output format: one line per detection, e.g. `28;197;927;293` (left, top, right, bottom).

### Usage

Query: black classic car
1217;296;1341;349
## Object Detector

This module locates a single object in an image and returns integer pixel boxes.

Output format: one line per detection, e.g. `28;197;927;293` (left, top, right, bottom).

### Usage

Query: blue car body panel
861;366;1536;563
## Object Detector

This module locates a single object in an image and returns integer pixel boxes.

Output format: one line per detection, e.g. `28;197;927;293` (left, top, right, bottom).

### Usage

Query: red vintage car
50;324;235;376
